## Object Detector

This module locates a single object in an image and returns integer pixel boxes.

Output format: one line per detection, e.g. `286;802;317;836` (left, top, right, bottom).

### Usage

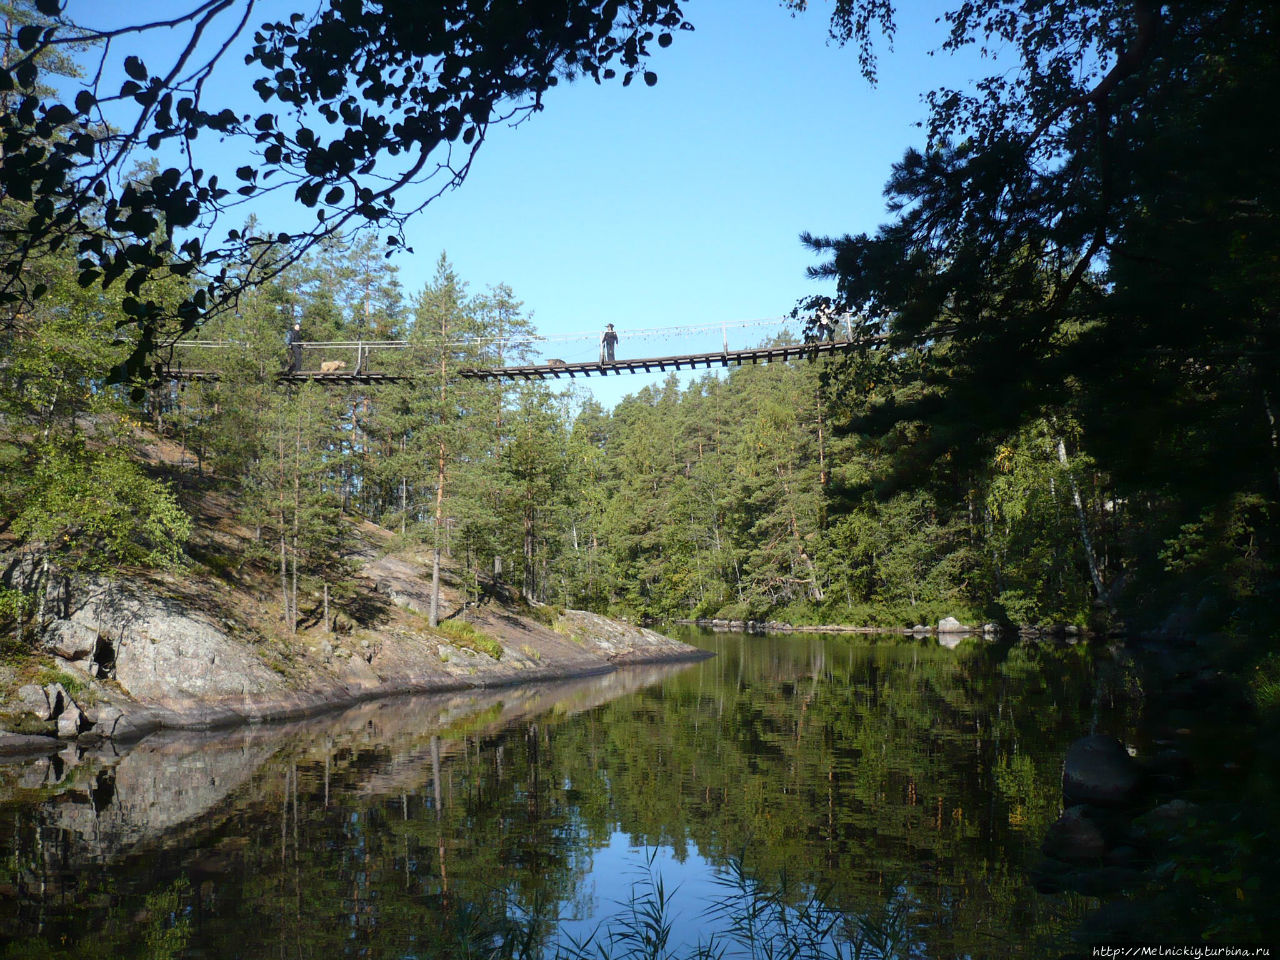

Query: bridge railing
160;340;268;379
295;340;410;375
165;339;414;377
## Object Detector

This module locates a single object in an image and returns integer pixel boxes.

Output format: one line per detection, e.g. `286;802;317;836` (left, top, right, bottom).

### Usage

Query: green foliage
142;877;192;960
31;665;88;700
509;352;1100;627
797;0;1280;644
0;205;193;577
525;603;565;629
9;440;190;571
435;619;503;660
1252;653;1280;715
0;587;34;625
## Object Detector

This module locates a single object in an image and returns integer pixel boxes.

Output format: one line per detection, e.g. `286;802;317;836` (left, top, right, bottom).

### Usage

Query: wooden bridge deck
457;338;863;381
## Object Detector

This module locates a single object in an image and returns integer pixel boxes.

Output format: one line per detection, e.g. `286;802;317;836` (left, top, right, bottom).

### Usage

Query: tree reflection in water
0;630;1132;958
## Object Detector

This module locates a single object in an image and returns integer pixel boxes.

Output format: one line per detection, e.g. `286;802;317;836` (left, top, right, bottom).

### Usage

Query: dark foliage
801;1;1280;626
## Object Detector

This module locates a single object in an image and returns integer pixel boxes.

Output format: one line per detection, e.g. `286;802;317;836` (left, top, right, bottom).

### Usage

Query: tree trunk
429;306;449;627
1263;389;1280;498
815;386;828;490
278;432;289;626
32;555;50;641
292;410;302;635
280;531;289;627
429;441;445;628
429;545;441;628
1054;434;1106;600
523;502;535;600
779;463;823;601
290;537;298;635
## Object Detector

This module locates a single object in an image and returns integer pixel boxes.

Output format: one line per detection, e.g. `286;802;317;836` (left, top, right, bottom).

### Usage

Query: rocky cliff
0;536;709;756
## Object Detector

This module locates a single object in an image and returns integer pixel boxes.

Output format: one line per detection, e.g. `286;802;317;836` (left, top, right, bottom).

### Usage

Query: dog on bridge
319;360;347;373
547;358;567;367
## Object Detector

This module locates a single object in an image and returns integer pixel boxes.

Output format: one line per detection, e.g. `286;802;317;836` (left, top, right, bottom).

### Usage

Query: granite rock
43;619;98;661
17;684;51;720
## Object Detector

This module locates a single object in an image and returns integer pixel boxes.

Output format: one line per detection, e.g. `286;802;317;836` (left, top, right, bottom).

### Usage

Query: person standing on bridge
817;308;838;343
600;323;619;364
286;320;303;373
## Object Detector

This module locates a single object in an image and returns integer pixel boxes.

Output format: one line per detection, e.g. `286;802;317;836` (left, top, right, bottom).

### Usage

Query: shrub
0;586;34;624
524;602;564;629
33;665;90;700
1252;652;1280;714
434;619;503;660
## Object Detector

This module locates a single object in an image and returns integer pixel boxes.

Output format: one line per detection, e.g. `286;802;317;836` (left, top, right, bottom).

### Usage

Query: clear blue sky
394;1;980;406
72;1;986;407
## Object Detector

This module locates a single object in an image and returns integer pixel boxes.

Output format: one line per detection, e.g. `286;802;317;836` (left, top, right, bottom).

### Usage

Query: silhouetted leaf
15;58;37;88
16;25;42;50
123;56;147;81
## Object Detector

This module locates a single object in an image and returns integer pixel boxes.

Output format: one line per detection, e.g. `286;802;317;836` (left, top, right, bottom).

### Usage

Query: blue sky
397;2;984;406
72;1;987;407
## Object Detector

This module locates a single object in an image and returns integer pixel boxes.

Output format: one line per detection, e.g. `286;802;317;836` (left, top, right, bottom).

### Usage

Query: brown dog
319;360;347;373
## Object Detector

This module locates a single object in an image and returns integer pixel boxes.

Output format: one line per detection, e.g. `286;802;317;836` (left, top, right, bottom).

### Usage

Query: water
0;629;1137;958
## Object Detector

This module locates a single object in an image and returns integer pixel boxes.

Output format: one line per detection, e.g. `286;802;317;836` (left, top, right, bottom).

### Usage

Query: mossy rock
0;711;58;736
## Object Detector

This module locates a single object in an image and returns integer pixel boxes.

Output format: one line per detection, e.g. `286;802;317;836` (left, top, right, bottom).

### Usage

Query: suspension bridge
158;315;873;385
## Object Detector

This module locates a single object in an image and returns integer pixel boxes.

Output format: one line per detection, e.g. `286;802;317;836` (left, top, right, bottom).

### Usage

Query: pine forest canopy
781;1;1279;642
0;0;1276;639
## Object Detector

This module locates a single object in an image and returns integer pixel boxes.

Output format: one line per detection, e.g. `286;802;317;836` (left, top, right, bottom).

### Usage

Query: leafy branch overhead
0;0;691;383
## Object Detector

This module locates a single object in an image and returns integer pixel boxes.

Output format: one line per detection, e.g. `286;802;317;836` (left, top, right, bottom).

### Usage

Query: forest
3;215;1270;636
0;225;1119;632
2;0;1279;952
1;4;1277;692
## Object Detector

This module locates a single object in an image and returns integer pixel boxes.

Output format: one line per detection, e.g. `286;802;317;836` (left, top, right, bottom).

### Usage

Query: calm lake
0;628;1139;958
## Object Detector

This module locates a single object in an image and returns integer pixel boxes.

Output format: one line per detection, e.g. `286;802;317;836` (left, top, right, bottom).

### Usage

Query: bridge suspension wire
454;315;796;348
174;315;804;351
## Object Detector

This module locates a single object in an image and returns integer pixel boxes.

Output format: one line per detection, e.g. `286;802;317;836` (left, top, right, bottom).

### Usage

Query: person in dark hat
600;323;619;364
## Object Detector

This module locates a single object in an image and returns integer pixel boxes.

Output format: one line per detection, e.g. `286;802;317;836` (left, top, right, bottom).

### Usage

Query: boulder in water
1132;799;1198;840
1063;735;1142;806
1042;806;1108;862
56;698;85;739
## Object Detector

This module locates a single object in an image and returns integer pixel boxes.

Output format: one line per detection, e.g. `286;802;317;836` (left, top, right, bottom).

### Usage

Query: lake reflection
0;629;1135;958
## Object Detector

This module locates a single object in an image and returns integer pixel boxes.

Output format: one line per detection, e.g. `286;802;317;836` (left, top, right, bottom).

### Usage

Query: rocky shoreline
0;557;711;758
